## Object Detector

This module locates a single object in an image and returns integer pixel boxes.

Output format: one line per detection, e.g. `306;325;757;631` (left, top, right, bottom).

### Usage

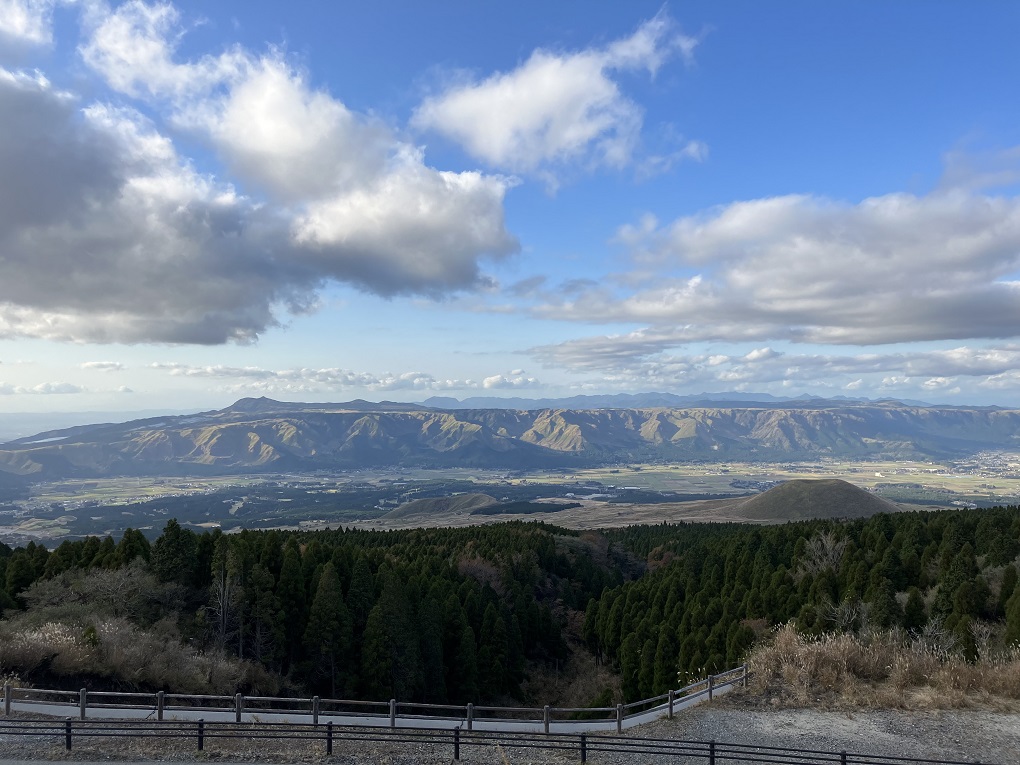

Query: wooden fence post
157;691;164;721
742;663;748;687
389;698;396;729
235;693;242;723
668;689;674;719
453;725;460;761
466;702;473;731
79;688;87;720
543;705;550;734
326;721;333;755
65;718;72;751
197;719;204;751
708;674;714;702
312;696;319;726
580;733;587;763
4;683;11;716
616;703;623;733
709;739;716;765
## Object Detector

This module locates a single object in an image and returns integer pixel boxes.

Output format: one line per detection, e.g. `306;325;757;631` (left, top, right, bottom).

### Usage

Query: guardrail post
668;689;674;719
466;702;473;731
157;691;164;721
326;721;333;755
453;725;460;761
543;704;550;734
197;719;204;751
615;703;623;733
235;692;242;722
709;739;716;765
312;695;320;726
65;718;72;751
4;683;11;715
708;674;715;701
79;688;87;720
580;733;587;763
742;663;748;687
389;698;396;729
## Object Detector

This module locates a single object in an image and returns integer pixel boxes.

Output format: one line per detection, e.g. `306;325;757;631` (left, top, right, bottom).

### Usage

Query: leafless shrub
916;615;957;659
20;561;186;624
970;620;994;660
823;597;863;632
457;554;504;594
796;531;847;579
0;616;277;695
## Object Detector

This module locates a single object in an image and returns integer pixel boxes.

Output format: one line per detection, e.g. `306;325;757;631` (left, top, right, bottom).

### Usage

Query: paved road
4;681;735;734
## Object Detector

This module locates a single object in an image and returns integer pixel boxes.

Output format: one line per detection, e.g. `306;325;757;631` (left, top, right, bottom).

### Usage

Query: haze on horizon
2;1;1020;415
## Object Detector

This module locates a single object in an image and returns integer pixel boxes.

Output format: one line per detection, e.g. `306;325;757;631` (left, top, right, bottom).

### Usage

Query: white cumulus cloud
529;189;1020;346
413;11;699;180
81;361;125;371
0;1;519;343
0;0;56;48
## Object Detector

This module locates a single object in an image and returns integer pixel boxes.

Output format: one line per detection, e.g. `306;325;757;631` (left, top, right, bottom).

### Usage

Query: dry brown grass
745;623;1020;710
0;616;278;695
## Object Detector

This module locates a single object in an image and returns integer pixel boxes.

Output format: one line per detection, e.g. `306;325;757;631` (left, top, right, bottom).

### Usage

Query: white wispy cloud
81;361;125;371
531;338;1020;395
0;380;85;394
151;363;541;394
413;11;700;183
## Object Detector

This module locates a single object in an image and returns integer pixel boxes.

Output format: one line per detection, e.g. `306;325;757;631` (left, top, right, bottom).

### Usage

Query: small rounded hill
734;478;901;522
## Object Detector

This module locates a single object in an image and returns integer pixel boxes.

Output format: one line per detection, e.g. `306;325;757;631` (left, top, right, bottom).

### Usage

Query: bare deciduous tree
797;531;848;579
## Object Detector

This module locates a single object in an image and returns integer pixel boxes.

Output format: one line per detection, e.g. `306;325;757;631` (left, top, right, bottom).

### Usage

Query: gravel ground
1;703;1017;764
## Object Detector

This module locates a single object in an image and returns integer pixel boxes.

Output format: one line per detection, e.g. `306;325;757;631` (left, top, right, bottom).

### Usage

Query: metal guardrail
0;717;1001;764
1;664;750;733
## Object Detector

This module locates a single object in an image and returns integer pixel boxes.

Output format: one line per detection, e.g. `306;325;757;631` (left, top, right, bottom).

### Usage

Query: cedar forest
1;507;1020;706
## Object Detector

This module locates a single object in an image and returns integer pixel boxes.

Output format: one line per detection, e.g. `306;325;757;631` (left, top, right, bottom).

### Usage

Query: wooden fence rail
2;664;750;733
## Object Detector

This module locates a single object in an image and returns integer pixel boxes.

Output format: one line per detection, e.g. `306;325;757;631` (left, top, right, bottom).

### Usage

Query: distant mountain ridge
421;391;937;410
1;395;1019;479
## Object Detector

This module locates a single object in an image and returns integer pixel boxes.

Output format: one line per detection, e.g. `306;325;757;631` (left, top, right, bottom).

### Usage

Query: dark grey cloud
0;58;517;343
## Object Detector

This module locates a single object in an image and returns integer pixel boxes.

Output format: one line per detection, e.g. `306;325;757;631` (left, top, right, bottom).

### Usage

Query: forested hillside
589;507;1020;701
2;507;1019;707
0;521;627;702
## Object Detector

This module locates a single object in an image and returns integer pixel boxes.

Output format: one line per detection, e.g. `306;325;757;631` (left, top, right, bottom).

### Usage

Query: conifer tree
150;519;198;586
1004;585;1020;646
248;562;285;666
453;621;479;702
304;562;352;697
359;572;422;701
276;542;306;668
904;586;927;632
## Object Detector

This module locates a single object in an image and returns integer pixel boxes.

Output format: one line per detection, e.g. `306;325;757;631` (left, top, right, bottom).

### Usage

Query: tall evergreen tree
303;562;352;697
276;542;307;669
150;519;198;586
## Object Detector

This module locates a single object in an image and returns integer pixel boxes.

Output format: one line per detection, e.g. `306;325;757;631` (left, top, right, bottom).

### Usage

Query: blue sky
2;0;1020;413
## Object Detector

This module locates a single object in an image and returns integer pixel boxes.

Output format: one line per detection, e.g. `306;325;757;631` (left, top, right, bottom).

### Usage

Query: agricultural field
3;453;1020;546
